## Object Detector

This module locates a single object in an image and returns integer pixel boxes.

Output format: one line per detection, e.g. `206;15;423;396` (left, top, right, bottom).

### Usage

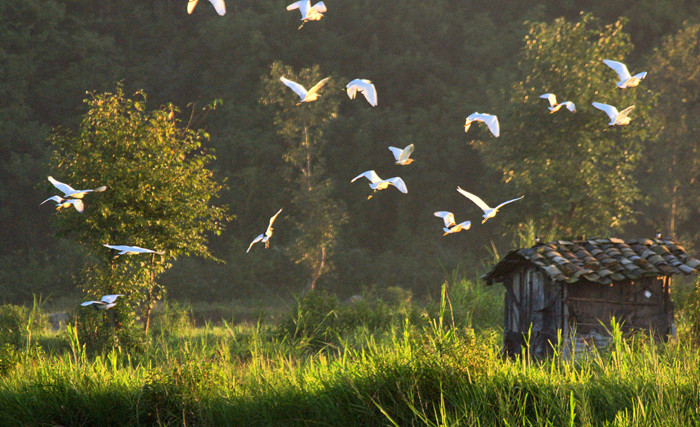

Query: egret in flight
48;176;106;199
346;79;377;107
388;144;415;165
81;294;124;310
351;170;407;199
280;76;331;104
602;59;647;89
464;112;500;137
287;1;327;29
592;102;635;126
433;211;471;235
103;245;165;256
187;0;226;15
40;196;84;213
457;187;523;224
539;93;576;113
247;208;283;253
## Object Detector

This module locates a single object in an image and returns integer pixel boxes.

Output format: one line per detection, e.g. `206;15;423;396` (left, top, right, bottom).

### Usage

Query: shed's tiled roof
483;237;700;285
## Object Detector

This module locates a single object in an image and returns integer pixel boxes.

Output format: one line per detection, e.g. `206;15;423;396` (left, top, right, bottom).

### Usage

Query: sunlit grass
1;285;699;425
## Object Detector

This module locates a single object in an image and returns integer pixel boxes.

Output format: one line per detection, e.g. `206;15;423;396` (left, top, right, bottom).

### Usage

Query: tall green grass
0;288;699;426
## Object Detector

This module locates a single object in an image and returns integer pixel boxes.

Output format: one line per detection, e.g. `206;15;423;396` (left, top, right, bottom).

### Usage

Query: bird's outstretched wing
287;0;309;16
40;195;62;206
280;77;308;99
540;93;557;107
286;0;303;10
456;186;491;213
208;0;226;15
311;1;327;13
562;101;576;112
386;177;407;193
68;199;84;213
346;79;377;106
48;176;76;197
602;59;631;81
388;147;403;161
494;195;524;211
306;77;331;97
398;144;414;162
592;102;619;120
101;294;124;304
81;301;103;307
247;234;264;253
351;170;381;184
616;105;636;121
266;208;283;233
466;113;500;137
434;211;456;228
187;0;199;14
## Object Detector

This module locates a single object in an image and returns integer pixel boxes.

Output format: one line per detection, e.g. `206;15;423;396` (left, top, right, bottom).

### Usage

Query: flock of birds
41;0;649;310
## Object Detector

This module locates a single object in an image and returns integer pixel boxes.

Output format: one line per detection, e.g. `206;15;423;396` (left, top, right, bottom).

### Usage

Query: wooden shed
483;237;700;358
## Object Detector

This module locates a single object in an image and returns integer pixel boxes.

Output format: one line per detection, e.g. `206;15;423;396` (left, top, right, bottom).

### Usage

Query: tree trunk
306;245;326;292
669;184;677;238
144;253;156;334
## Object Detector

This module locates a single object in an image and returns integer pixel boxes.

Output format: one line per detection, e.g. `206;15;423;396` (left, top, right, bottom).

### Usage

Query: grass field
1;281;699;426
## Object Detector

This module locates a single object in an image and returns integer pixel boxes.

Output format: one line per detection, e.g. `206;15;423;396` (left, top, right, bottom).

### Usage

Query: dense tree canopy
472;13;655;236
0;0;698;303
49;86;227;328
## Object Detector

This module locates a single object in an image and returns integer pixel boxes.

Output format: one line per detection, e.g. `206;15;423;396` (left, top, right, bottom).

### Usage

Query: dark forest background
1;0;698;306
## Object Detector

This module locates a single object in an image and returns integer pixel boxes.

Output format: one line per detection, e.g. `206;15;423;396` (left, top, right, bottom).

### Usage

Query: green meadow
1;278;699;426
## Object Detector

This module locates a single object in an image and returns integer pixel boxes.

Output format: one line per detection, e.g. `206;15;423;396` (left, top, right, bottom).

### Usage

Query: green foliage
276;288;420;350
149;300;194;337
70;305;147;353
260;62;348;290
0;343;19;376
1;0;698;304
640;21;700;250
140;360;214;425
49;84;228;329
0;303;47;348
474;13;655;236
2;299;700;425
446;272;504;330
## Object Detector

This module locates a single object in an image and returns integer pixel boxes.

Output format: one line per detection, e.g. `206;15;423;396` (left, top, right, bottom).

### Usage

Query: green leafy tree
49;85;227;333
642;22;699;246
260;62;347;292
473;13;654;236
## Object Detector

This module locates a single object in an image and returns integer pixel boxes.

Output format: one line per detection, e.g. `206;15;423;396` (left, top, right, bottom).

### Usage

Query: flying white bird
103;245;165;256
539;93;576;113
456;187;523;224
280;76;331;104
187;0;226;15
602;59;647;89
433;211;471;236
40;196;85;213
48;176;106;199
592;102;636;126
287;1;327;29
388;144;415;165
346;79;377;107
464;112;500;137
81;294;124;310
351;170;407;199
247;208;283;253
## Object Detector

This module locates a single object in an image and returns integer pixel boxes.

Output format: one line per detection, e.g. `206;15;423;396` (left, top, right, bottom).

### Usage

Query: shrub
69;306;147;353
276;290;340;346
0;303;48;348
0;343;19;376
149;300;193;337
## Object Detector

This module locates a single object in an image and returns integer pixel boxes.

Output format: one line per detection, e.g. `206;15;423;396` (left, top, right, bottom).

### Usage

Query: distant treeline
1;0;698;303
